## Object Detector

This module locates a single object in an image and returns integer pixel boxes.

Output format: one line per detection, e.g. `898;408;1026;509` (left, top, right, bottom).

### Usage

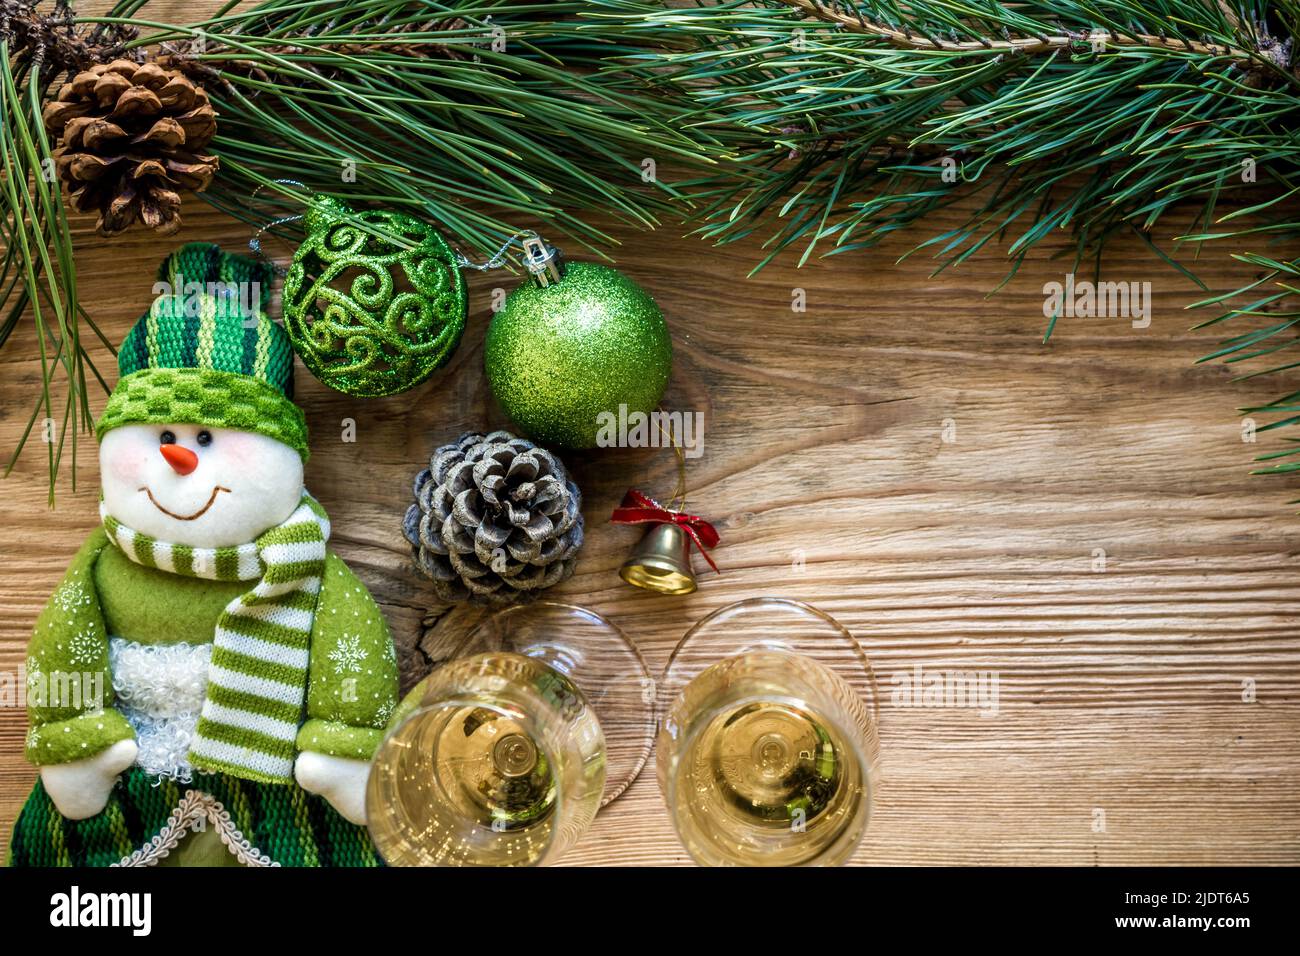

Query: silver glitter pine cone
403;430;584;607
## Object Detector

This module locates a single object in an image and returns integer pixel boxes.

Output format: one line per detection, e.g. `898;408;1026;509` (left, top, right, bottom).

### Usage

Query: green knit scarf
99;492;330;784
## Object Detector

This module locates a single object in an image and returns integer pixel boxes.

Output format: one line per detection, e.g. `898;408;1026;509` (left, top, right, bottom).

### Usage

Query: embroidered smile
140;485;231;521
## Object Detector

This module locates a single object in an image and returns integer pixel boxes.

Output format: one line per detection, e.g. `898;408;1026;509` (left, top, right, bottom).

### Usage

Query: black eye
197;430;212;447
160;431;176;445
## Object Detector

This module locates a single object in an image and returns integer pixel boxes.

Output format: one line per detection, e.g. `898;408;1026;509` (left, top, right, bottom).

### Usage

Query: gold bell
619;522;697;595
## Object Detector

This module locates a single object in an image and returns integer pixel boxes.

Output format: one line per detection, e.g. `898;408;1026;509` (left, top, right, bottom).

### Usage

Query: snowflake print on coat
327;634;367;675
67;629;102;667
51;581;93;616
25;655;43;693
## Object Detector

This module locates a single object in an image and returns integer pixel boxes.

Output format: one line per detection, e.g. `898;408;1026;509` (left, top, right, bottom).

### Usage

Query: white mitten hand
295;752;371;826
40;738;138;820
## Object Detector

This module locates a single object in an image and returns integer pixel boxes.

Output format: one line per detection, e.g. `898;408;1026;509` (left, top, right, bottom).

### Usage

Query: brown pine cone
42;58;219;236
403;431;584;607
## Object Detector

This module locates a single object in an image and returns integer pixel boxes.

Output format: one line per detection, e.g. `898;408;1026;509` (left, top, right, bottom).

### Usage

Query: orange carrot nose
160;444;199;475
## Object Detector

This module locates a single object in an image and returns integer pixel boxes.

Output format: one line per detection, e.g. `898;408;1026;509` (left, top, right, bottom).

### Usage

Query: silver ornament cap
522;235;565;287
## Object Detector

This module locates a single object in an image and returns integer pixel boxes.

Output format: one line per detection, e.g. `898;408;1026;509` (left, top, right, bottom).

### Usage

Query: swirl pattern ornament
282;196;468;397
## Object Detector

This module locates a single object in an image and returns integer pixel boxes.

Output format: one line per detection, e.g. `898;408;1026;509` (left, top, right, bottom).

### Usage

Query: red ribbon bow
609;489;721;573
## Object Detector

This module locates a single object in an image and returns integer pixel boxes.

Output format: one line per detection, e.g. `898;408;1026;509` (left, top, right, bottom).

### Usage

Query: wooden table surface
4;7;1300;866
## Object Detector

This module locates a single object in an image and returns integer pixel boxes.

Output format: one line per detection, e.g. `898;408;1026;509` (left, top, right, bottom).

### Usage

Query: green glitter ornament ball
282;196;468;398
485;260;672;449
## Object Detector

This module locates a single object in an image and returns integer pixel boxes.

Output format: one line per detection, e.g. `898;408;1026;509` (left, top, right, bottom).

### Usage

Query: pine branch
1;30;87;504
584;1;1299;272
4;0;1300;509
581;0;1300;502
1;0;731;498
781;0;1278;65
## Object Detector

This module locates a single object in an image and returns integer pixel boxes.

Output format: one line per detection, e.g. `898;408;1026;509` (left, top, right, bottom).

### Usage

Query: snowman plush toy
8;244;397;867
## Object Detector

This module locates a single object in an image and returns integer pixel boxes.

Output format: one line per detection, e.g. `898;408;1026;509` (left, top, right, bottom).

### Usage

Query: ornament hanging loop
455;230;540;272
247;179;310;269
453;230;564;284
610;418;713;595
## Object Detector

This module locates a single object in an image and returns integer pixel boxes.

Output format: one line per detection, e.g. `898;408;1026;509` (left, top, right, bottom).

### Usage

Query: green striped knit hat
96;242;308;460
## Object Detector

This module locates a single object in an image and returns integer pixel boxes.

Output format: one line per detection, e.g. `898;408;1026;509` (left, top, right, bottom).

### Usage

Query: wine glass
367;603;655;865
656;598;880;867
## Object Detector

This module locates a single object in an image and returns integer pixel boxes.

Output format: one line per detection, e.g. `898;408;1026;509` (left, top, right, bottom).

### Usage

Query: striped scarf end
188;752;296;787
189;740;296;786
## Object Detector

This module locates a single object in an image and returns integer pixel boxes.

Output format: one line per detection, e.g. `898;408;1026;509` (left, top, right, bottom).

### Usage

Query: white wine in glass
367;603;654;866
657;599;879;866
367;651;605;866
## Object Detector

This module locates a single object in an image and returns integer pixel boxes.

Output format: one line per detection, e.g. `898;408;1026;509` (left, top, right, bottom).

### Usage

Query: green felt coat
24;528;399;767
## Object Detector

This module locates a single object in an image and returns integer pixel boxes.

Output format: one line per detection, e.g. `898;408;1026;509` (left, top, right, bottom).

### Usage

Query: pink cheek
108;448;145;485
208;434;256;469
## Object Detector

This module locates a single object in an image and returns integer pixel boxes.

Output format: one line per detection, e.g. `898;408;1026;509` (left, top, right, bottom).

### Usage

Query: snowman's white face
100;424;304;548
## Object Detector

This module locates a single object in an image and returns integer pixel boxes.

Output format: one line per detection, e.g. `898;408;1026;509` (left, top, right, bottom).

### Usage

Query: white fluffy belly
109;637;212;782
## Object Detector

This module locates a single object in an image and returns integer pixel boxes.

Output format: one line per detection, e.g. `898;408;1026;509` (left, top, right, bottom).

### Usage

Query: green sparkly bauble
282;196;468;398
484;262;672;449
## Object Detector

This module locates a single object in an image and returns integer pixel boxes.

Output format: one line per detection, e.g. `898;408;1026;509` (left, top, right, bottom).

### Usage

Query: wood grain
3;3;1299;865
